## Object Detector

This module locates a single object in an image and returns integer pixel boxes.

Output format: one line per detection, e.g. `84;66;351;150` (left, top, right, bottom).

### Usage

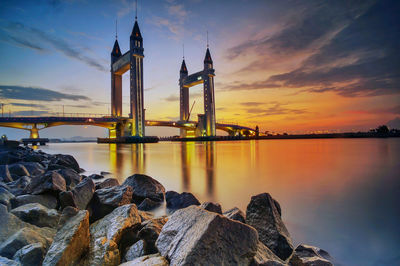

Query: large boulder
0;151;19;165
19;162;45;177
223;207;246;223
119;254;168;266
124;240;145;262
0;165;13;183
252;242;285;266
90;185;133;222
0;256;21;266
122;174;165;203
24;171;66;195
95;178;120;190
42;210;90;266
246;193;294;260
10;203;60;228
289;244;333;266
165;191;200;212
138;217;168;254
7;177;31;196
10;194;57;209
86;204;141;266
55;168;82;190
13;243;46;266
51;154;80;173
156;206;259;265
57;206;80;229
60;177;95;210
0;187;14;210
199;201;222;214
7;164;29;178
88;174;104;180
137;198;162;211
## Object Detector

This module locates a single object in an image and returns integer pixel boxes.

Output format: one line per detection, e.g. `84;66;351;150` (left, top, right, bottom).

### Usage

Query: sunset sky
0;0;399;138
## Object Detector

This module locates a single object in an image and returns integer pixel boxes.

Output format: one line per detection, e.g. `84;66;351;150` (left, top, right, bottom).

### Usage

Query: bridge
0;14;257;140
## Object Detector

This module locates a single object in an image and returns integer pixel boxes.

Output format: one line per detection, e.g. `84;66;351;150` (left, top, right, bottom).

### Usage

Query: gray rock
11;203;60;228
138;211;154;222
51;154;80;173
138;217;168;254
0;151;20;165
88;174;104;180
86;204;141;266
123;174;165;203
246;193;294;260
156;206;258;265
59;191;76;209
223;207;246;223
124;240;145;262
119;253;168;266
55;168;82;190
57;206;80;230
7;177;31;196
0;256;21;266
200;201;222;214
7;164;29;178
42;210;89;266
95;178;120;190
11;194;57;209
19;162;45;177
0;187;14;210
60;178;95;210
90;185;133;222
289;244;333;266
137;198;162;211
0;165;13;183
165;191;200;212
13;243;46;266
24;171;66;195
252;242;286;266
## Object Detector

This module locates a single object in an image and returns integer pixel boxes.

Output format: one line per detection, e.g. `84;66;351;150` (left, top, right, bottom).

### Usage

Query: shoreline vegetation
0;144;335;265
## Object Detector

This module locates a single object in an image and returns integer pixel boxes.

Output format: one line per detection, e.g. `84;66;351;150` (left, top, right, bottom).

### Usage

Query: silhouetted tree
376;125;389;134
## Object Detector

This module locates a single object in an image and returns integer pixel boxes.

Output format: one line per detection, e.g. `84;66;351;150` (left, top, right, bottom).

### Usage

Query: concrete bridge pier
29;124;39;139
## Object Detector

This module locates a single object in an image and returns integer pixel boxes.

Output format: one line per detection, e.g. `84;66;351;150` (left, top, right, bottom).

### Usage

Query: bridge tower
202;48;216;137
111;37;122;117
179;59;189;137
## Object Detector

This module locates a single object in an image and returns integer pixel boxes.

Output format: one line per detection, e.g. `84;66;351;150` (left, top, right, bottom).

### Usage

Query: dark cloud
9;102;48;109
387;117;400;129
0;21;106;72
244;102;307;116
0;85;90;101
220;80;279;91
164;94;179;102
10;110;50;116
240;102;264;107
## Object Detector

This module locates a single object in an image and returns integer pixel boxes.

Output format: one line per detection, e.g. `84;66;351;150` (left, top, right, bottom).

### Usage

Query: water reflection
205;142;216;199
109;144;146;179
180;142;193;191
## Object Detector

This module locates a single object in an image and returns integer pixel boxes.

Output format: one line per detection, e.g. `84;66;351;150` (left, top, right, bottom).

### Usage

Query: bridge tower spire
202;37;216;137
111;19;122;119
179;45;189;136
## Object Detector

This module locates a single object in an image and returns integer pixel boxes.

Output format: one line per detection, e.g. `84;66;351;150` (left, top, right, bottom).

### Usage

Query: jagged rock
55;168;82;190
0;187;14;210
0;151;19;165
19;162;45;177
7;177;31;196
124;240;145;262
11;203;60;228
200;201;222;214
89;174;104;180
137;198;162;211
100;171;111;175
138;211;154;222
24;153;45;163
119;253;168;266
42;210;90;266
0;228;52;259
51;154;80;173
11;194;57;209
165;191;200;212
0;165;13;183
223;207;246;223
0;256;21;266
24;171;66;195
86;204;141;266
123;174;165;203
289;244;333;266
95;178;120;190
59;191;76;209
246;193;294;261
138;217;168;254
57;206;80;229
7;164;29;177
251;242;285;266
90;185;133;222
13;243;46;266
47;164;68;171
60;178;95;210
156;206;258;265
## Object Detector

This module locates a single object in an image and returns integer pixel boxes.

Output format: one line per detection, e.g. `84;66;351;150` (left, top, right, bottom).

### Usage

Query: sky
0;0;399;138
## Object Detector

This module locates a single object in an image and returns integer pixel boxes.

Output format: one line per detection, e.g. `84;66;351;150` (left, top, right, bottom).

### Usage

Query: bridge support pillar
29;124;39;139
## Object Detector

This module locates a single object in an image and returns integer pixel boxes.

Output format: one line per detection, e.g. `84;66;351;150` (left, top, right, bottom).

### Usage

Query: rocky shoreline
0;145;334;265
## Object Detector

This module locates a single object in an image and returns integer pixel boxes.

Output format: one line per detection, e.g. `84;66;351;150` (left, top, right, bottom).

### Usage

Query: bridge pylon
29;124;39;139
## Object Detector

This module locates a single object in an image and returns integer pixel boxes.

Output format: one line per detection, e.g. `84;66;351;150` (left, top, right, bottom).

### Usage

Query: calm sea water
40;139;400;266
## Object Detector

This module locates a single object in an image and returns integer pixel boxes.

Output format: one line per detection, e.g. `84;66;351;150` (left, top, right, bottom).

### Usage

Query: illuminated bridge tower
111;38;122;117
202;48;216;137
179;59;189;137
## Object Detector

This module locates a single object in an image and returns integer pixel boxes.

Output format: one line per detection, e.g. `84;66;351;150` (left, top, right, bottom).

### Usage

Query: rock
124;240;145;262
10;203;60;228
59;191;76;209
55;168;82;190
0;165;13;183
156;206;258;265
119;254;168;266
90;185;133;222
0;256;21;266
51;154;80;173
42;210;90;266
24;171;66;195
252;242;285;266
137;198;162;211
138;211;154;222
0;151;19;165
0;228;52;259
11;194;57;209
57;206;80;229
13;243;46;266
122;174;165;203
0;187;14;210
165;191;200;212
24;153;45;163
100;171;111;175
86;204;141;266
289;244;333;266
95;178;120;190
246;193;294;261
7;177;31;196
7;164;29;178
223;207;246;223
47;164;68;171
19;162;45;177
60;178;95;210
200;201;222;214
89;174;104;180
138;216;168;254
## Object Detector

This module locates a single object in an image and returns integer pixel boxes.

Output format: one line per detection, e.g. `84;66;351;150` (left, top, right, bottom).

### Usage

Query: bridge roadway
0;116;256;138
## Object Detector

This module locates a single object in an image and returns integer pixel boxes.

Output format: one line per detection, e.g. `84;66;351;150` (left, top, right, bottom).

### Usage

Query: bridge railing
2;112;110;118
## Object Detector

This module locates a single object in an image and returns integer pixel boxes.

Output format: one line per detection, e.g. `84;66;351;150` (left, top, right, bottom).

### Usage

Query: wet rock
19;162;45;177
57;206;80;229
223;207;246;223
86;204;141;266
156;206;258;265
0;187;14;210
7;177;31;196
137;198;162;211
0;151;19;165
42;210;90;266
124;240;145;262
289;244;333;266
55;168;82;190
24;171;66;195
8;164;29;178
165;191;200;212
0;165;13;183
0;256;21;266
0;228;52;259
47;164;68;171
251;242;285;266
51;154;80;173
138;217;168;254
60;177;95;210
59;191;76;209
90;185;133;222
246;193;294;261
10;203;60;228
89;174;104;180
13;243;46;266
120;253;168;266
200;201;222;214
95;178;120;190
11;194;57;209
24;153;45;163
123;174;165;203
100;171;111;175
